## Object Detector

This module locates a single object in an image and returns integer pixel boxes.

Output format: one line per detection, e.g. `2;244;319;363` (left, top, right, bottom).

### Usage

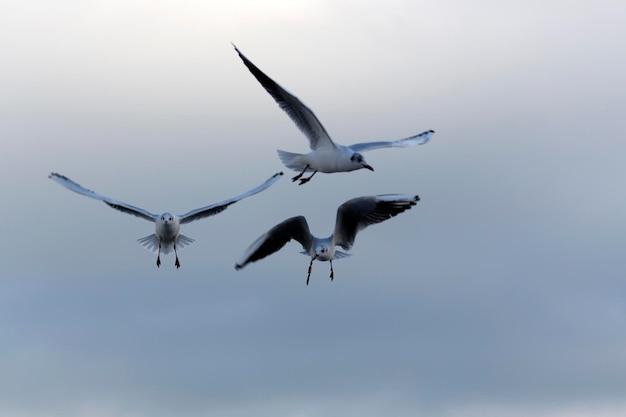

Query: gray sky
1;0;625;416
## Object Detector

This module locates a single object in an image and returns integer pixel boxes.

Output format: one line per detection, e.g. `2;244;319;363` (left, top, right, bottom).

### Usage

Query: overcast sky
1;1;625;416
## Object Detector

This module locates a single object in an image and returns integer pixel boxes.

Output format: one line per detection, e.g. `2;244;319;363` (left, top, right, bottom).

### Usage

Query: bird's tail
334;251;352;259
137;234;195;254
138;234;159;252
276;150;309;172
176;234;195;249
299;250;352;259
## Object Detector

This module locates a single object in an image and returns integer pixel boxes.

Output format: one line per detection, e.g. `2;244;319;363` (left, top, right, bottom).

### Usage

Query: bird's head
160;213;175;225
314;244;334;261
350;152;374;171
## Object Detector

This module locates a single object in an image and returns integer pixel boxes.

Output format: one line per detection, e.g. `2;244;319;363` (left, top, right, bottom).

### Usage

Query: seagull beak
363;164;374;171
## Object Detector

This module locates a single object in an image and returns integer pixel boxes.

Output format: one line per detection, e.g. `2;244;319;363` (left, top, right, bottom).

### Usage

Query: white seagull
234;45;434;185
235;194;419;284
49;171;283;268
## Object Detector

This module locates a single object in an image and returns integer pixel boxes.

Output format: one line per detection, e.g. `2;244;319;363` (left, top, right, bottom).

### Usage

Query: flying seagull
235;194;419;284
49;171;283;268
233;44;434;185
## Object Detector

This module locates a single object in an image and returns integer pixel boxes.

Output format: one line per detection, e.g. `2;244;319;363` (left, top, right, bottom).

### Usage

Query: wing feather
349;130;434;153
49;173;157;222
233;45;336;150
178;172;282;224
235;216;313;269
333;194;419;250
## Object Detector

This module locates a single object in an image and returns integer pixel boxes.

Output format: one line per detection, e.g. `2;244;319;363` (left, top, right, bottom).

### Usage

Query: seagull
49;171;283;268
233;44;434;185
235;194;419;284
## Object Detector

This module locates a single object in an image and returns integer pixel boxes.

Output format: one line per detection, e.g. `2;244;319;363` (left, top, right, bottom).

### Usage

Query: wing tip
376;194;420;203
419;130;435;145
264;171;284;186
49;172;66;181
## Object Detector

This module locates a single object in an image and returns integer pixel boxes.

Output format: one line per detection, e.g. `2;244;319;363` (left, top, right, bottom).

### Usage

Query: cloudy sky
1;0;625;416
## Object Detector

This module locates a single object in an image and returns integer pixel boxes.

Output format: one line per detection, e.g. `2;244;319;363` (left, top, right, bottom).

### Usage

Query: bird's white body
136;213;191;256
277;145;365;174
156;214;180;244
311;236;335;262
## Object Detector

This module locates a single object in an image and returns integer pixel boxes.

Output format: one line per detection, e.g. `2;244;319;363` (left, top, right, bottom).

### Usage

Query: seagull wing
333;194;420;250
178;172;283;224
235;216;313;270
49;172;158;222
233;45;336;151
349;130;434;153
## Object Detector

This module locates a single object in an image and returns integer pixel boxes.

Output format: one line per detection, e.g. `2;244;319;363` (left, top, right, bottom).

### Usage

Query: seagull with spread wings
234;45;434;185
49;171;283;268
235;194;419;284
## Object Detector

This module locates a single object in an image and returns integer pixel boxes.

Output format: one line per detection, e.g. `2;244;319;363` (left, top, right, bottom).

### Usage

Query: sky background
1;0;625;416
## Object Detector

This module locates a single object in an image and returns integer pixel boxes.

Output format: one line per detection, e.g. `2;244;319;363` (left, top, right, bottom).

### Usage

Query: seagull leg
329;259;334;281
174;243;181;269
292;164;310;182
298;170;317;185
156;243;162;268
306;258;314;286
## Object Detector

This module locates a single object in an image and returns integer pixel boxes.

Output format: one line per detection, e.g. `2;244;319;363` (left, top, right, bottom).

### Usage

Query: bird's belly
307;150;354;173
157;225;179;243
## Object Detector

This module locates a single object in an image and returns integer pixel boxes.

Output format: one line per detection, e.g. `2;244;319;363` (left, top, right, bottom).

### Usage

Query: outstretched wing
349;130;434;153
235;216;313;270
333;194;419;250
178;172;283;224
49;173;158;222
233;44;336;151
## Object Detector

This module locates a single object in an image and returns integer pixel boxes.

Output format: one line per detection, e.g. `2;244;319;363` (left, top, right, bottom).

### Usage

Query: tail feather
137;234;195;254
138;234;159;252
276;150;310;172
299;250;352;259
176;234;195;249
334;250;352;259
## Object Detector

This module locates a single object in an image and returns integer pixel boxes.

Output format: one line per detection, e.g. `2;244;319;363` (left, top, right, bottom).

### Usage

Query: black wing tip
405;195;419;207
276;171;284;177
232;43;248;61
49;172;65;180
234;263;243;270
